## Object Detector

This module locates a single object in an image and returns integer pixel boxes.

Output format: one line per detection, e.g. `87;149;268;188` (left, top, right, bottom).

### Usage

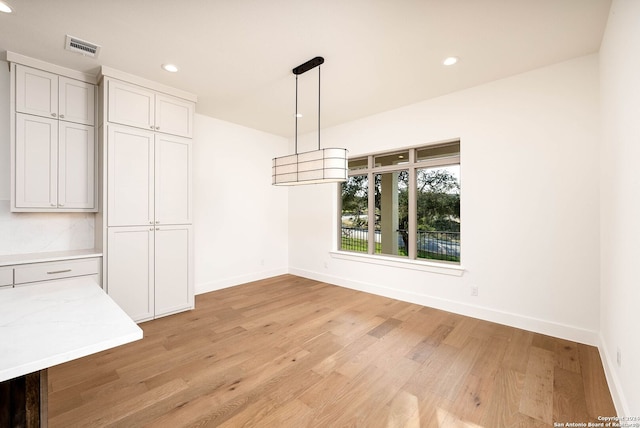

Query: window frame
336;140;462;275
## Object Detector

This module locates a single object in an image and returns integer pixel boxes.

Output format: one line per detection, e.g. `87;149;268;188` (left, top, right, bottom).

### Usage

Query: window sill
329;251;465;277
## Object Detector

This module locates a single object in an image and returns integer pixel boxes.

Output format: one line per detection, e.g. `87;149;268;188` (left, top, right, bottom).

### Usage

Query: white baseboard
289;267;600;346
598;335;629;417
195;267;288;295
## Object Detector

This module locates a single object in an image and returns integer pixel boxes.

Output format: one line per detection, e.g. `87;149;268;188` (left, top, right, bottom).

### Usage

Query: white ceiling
0;0;612;137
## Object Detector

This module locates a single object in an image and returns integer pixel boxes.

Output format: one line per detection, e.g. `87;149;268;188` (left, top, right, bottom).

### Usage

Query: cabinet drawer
0;268;13;287
14;258;100;285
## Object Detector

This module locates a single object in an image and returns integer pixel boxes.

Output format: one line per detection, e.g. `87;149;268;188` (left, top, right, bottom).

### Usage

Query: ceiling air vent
65;35;101;58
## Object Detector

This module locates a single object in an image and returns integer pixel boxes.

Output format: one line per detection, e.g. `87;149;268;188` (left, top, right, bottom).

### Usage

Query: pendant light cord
295;74;298;155
318;65;321;151
293;59;322;154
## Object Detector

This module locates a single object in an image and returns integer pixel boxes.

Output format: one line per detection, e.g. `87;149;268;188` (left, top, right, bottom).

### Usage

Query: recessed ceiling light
443;57;459;66
162;64;179;73
0;1;13;13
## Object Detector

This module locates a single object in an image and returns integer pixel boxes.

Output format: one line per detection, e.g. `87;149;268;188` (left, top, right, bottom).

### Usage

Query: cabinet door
107;126;155;226
155;225;193;317
155;94;194;138
58;122;95;209
107;80;155;131
15;65;58;119
15;114;58;208
155;134;192;225
59;77;95;126
107;227;154;322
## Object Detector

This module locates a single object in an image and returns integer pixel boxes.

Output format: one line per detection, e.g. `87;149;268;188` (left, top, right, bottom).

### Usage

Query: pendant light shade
272;147;348;185
272;57;348;186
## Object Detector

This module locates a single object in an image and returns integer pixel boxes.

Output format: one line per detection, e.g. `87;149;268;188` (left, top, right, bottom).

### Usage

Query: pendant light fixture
272;57;348;186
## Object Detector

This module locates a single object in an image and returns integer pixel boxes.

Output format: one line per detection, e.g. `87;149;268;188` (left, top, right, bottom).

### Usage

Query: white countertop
0;277;142;382
0;249;102;267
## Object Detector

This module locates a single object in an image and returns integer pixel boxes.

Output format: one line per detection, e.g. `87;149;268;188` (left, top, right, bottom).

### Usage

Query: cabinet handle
51;113;57;118
155;126;160;130
156;227;160;230
149;221;153;225
155;220;160;224
50;203;56;207
59;114;65;118
59;203;65;207
47;269;72;275
149;227;154;231
150;125;154;130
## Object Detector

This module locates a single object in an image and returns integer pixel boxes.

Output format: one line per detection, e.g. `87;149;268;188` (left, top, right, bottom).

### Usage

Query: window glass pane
416;165;460;262
348;158;368;172
341;175;369;253
375;170;409;257
416;142;460;162
349;158;369;171
374;151;409;167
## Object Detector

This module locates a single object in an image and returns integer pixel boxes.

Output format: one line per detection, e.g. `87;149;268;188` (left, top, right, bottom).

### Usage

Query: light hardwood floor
48;275;616;427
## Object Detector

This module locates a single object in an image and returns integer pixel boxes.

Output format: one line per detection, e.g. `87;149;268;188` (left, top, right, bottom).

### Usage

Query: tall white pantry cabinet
98;68;196;322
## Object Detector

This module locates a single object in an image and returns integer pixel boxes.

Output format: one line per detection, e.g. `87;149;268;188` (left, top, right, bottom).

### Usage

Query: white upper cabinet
107;79;194;138
15;66;58;119
58;77;96;126
14;114;58;208
58;122;96;209
16;64;95;126
107;80;155;131
155;94;194;138
11;63;97;212
14;114;95;210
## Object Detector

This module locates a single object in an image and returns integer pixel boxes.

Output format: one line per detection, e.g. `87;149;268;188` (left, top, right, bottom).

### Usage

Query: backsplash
0;200;95;255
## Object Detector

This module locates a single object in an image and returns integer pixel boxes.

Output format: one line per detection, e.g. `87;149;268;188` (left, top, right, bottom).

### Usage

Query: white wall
599;0;640;416
0;61;95;255
192;113;289;294
289;54;601;345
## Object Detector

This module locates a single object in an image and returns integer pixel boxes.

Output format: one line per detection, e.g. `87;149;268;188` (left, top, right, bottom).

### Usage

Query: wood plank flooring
47;275;616;427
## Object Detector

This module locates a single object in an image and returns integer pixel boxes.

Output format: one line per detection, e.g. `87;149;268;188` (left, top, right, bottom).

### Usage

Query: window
340;141;460;263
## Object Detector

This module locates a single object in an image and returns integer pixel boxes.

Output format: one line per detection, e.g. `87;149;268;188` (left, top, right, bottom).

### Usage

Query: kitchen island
0;277;143;427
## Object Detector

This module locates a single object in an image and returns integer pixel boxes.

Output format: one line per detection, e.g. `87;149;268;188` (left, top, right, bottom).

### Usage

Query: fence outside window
341;227;460;262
